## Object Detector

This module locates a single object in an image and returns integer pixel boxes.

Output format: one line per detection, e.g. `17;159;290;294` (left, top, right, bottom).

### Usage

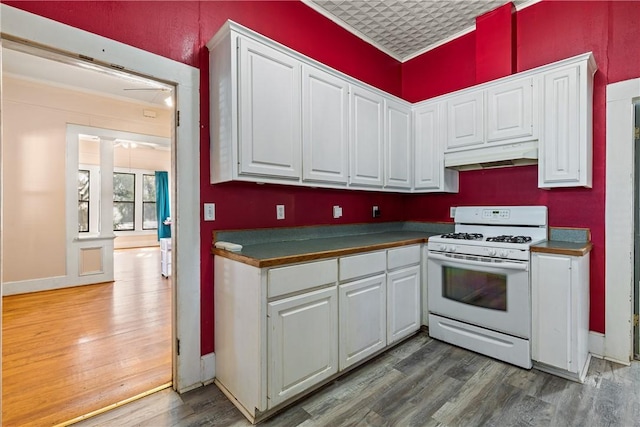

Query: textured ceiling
304;0;531;62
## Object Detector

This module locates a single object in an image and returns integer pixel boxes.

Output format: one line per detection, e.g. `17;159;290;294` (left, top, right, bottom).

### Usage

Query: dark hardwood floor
76;331;640;426
2;247;171;426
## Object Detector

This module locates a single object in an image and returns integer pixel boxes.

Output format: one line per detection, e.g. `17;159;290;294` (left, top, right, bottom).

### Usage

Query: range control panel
482;209;510;220
454;206;547;226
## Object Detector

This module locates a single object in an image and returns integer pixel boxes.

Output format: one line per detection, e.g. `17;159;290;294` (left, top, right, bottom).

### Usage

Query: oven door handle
428;253;529;271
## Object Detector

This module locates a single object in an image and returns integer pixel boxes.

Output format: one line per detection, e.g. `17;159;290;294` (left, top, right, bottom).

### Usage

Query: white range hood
444;140;538;171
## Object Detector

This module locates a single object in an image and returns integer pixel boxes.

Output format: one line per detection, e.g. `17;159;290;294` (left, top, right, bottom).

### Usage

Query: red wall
7;0;640;347
403;0;640;334
3;0;403;355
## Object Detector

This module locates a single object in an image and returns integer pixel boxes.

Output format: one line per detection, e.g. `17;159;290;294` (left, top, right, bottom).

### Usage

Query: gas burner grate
486;235;532;244
440;232;484;240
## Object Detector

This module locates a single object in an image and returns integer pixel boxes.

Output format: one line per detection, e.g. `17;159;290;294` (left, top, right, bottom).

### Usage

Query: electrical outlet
204;203;215;221
372;206;380;218
333;205;342;219
276;204;285;220
450;207;456;218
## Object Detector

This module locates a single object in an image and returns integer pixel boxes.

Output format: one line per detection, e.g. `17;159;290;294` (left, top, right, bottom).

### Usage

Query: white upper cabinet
539;54;596;189
302;64;349;184
237;37;301;179
486;77;535;143
384;99;412;189
210;22;596;192
414;102;459;193
350;84;385;188
446;91;485;150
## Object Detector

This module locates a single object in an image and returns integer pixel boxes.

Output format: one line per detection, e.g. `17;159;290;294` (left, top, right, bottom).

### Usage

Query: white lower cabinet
387;245;422;344
268;286;338;407
531;252;590;382
339;274;386;369
214;244;423;423
387;265;421;344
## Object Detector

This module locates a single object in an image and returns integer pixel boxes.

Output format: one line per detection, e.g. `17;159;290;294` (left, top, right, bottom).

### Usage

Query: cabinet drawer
387;245;421;270
339;251;386;281
268;259;337;298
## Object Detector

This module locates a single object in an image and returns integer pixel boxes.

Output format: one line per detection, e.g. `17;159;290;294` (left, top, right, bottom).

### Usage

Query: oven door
427;251;530;339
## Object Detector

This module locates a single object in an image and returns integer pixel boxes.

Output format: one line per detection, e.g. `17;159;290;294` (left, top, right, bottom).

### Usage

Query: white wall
2;76;171;283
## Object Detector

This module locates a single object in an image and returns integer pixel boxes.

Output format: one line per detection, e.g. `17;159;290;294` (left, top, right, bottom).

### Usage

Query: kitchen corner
211;215;594;423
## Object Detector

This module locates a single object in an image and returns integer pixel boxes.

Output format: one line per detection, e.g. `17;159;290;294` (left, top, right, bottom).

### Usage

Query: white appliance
160;237;172;277
427;206;548;369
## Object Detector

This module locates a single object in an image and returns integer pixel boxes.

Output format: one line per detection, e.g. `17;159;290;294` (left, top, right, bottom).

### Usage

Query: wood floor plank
2;247;171;426
53;330;640;427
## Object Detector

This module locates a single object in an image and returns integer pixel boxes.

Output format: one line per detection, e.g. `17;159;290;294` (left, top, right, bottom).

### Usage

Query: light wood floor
76;330;640;427
2;247;172;426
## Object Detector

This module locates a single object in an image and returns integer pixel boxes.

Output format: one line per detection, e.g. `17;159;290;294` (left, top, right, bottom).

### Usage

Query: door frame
605;78;640;365
0;5;202;392
635;102;640;359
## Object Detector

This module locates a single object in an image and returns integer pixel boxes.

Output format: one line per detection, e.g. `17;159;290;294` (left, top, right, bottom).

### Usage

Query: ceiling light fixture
164;96;173;107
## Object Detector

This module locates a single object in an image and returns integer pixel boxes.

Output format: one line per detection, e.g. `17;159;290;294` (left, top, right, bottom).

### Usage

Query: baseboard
2;275;113;296
588;331;605;358
201;352;216;385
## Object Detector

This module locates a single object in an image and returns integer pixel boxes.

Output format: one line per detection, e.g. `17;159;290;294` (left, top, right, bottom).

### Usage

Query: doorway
1;41;175;423
1;1;202;401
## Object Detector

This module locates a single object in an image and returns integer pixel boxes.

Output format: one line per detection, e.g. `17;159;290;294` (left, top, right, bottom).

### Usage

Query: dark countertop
531;240;593;256
212;231;436;268
211;223;593;267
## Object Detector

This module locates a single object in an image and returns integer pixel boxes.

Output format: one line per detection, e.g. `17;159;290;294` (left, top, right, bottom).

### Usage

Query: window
78;170;90;232
113;172;135;231
79;166;167;235
142;174;157;230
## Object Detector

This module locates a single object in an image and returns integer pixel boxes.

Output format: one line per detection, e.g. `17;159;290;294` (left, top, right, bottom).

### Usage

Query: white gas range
427;206;548;369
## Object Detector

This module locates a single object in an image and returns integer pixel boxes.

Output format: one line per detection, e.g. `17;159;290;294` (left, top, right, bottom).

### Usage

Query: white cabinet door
531;253;573;371
384;99;412;190
339;274;386;370
349;85;384;187
414;103;441;190
532;251;591;381
302;65;349;184
414;102;459;192
539;65;581;187
238;37;301;179
387;265;421;344
446;91;484;150
486;77;534;143
267;286;338;407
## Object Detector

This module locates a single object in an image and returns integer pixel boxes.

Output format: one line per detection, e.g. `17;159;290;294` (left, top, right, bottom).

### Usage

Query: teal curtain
155;171;171;239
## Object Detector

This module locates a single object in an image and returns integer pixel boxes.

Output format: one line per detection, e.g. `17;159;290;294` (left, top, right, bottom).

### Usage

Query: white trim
4;276;76;296
604;78;638;365
201;353;216;386
1;5;202;392
588;331;605;359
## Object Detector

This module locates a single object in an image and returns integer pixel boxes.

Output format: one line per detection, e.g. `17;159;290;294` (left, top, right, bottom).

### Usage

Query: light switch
204;203;215;221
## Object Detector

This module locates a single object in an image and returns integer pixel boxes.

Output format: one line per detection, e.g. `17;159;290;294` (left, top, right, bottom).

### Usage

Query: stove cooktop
486;235;533;244
438;233;534;244
439;232;484;240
